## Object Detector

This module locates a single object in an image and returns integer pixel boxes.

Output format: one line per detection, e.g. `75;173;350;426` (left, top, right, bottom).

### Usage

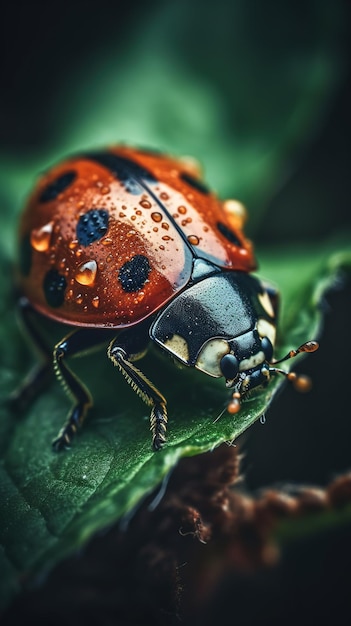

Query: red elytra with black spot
18;146;256;328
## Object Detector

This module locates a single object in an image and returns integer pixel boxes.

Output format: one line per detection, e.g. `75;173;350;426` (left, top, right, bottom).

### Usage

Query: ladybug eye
220;354;239;380
261;336;273;362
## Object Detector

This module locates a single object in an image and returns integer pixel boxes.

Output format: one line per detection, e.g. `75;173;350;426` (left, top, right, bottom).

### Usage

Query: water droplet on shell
187;235;199;245
151;212;162;222
75;260;98;286
30;221;54;252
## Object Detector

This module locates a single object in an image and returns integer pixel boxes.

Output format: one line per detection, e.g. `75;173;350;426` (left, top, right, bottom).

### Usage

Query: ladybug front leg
52;328;114;451
107;333;168;451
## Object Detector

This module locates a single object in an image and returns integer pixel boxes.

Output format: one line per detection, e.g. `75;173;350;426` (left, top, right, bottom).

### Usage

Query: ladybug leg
9;297;53;412
52;328;114;451
107;332;168;451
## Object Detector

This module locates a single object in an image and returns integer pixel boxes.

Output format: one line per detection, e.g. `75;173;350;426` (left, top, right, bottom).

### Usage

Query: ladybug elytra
13;146;318;450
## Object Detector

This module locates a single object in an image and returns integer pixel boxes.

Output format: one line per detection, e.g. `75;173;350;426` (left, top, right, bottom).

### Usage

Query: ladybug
13;146;318;451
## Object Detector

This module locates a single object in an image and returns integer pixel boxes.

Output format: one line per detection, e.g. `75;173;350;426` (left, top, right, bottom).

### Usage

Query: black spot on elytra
118;255;151;292
217;221;242;246
19;234;32;276
137;146;164;156
180;172;210;194
39;171;76;202
43;269;67;307
83;152;157;195
76;209;109;246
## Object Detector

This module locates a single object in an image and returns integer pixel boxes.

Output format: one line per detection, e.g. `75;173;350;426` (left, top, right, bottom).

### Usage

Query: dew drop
119;212;126;218
76;294;83;304
187;235;199;245
151;212;162;222
101;186;110;195
159;245;165;250
160;192;169;200
133;291;145;304
161;222;169;230
30;221;54;252
162;235;171;241
153;227;159;232
69;239;79;250
75;248;83;258
178;205;187;215
136;209;142;216
239;248;249;257
92;295;100;308
140;200;151;209
102;237;113;246
74;260;98;286
106;254;113;263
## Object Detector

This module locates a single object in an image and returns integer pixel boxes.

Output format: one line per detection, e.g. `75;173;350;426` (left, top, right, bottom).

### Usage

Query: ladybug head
224;339;319;415
150;269;319;415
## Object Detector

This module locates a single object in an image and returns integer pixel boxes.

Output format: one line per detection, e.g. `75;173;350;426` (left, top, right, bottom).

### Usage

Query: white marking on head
163;334;190;364
195;338;230;377
239;350;265;371
257;318;276;345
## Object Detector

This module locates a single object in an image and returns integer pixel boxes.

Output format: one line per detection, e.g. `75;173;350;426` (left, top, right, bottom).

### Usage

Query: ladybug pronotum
12;146;319;450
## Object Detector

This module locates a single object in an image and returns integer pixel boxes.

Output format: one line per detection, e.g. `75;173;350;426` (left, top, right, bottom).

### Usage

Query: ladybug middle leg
52;328;115;451
107;328;168;451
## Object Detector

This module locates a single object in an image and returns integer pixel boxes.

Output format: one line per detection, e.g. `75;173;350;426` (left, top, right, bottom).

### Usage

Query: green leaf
1;238;350;609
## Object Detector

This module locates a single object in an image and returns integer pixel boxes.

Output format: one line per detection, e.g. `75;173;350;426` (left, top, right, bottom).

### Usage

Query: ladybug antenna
227;391;242;415
269;340;319;365
268;340;319;393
